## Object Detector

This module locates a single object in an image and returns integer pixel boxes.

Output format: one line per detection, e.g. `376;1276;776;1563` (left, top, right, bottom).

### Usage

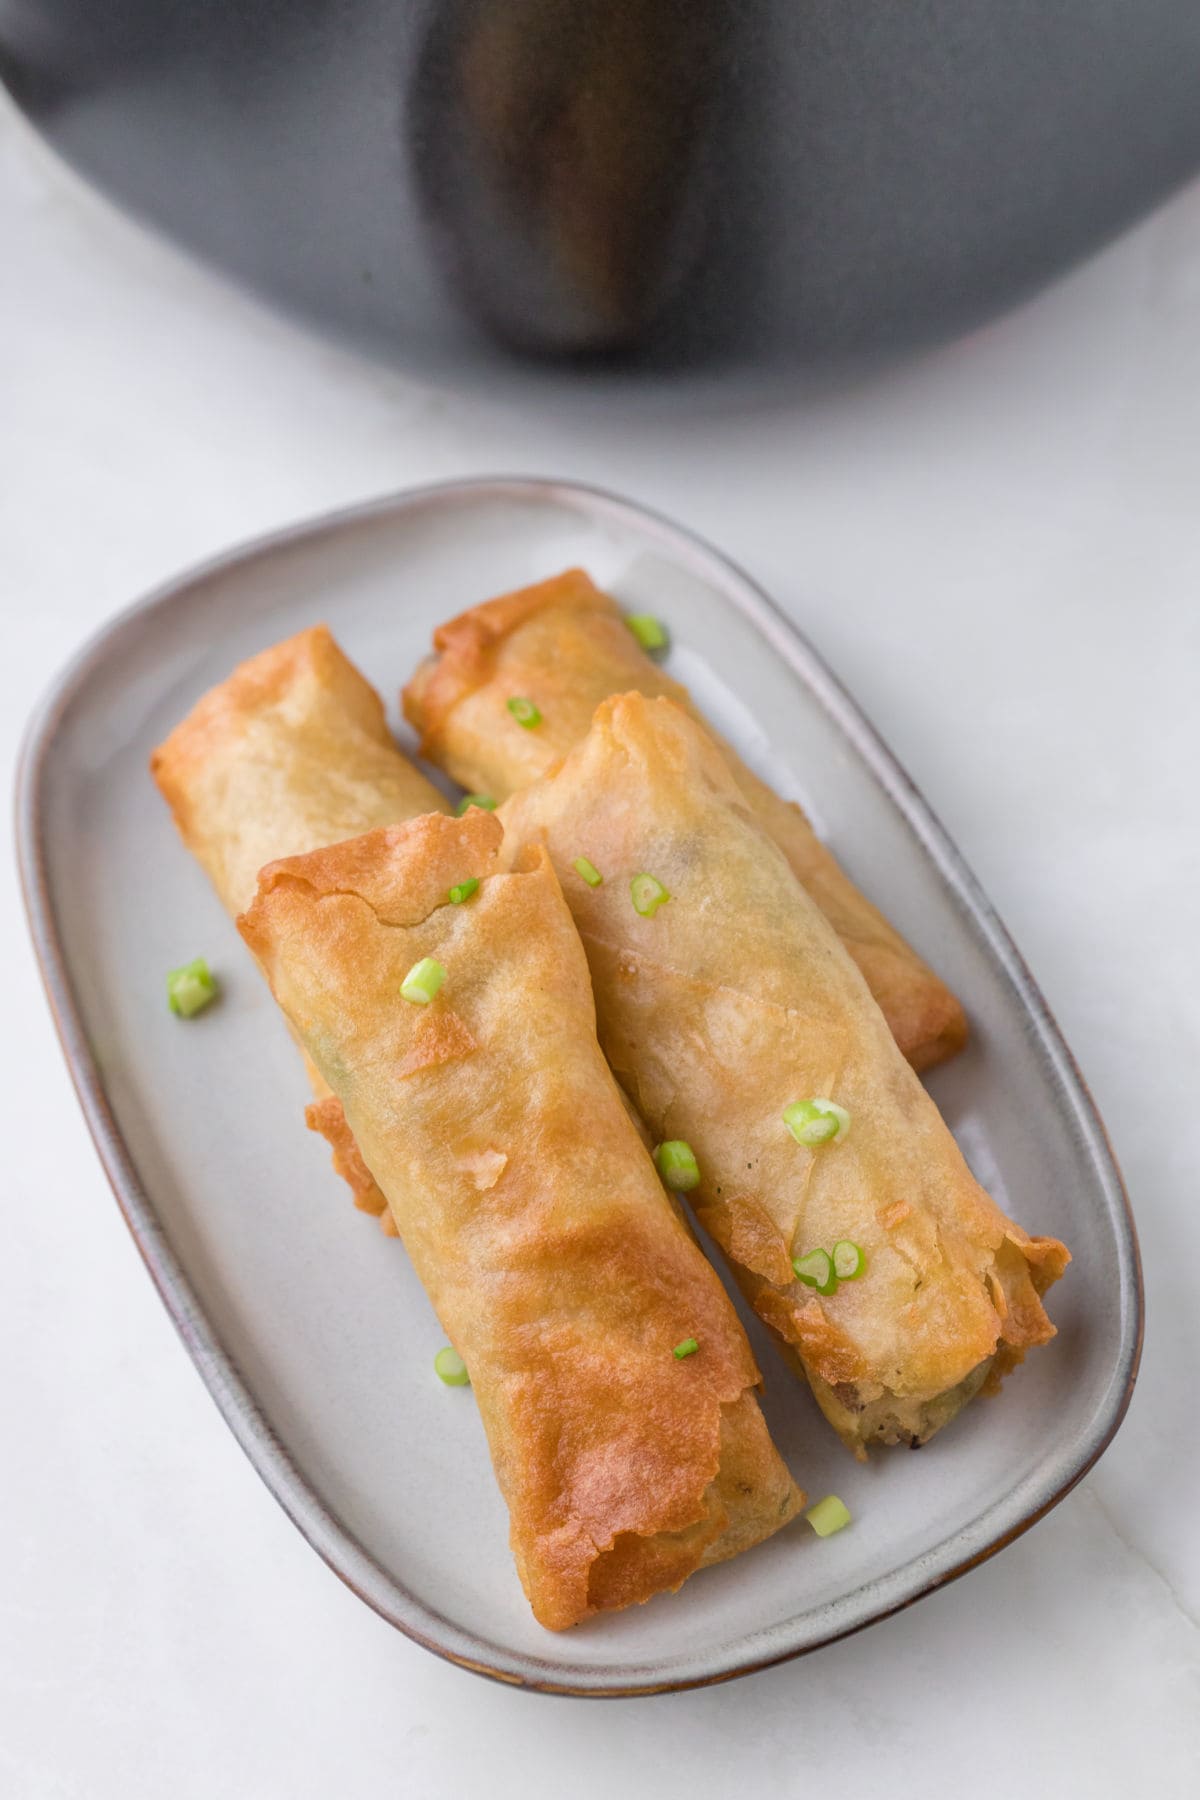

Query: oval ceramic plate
17;478;1141;1696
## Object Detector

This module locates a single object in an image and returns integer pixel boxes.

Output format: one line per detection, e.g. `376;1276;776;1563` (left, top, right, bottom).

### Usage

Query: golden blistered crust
403;568;617;757
151;626;448;1224
499;693;1068;1457
152;624;447;914
240;811;802;1628
402;570;966;1071
304;1095;391;1225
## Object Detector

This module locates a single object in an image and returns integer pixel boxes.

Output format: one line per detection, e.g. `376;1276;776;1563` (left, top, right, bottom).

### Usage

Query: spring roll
403;568;966;1072
238;809;803;1628
499;694;1069;1457
151;626;448;1226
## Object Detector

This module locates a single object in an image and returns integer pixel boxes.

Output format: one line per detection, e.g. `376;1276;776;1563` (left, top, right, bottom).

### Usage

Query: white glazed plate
17;479;1142;1696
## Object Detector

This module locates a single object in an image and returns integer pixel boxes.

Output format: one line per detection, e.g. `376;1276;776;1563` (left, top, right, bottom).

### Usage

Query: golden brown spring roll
403;569;967;1072
151;626;448;1225
238;809;803;1628
499;695;1069;1458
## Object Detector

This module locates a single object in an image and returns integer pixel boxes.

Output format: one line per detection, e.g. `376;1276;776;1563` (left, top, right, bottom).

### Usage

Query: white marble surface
3;95;1198;1798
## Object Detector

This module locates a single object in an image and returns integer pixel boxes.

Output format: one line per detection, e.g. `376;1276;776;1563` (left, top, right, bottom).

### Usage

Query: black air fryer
3;1;1198;381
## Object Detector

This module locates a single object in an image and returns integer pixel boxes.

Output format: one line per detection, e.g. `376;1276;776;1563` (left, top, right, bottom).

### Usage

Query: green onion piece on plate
673;1337;699;1360
655;1140;701;1192
573;856;603;887
832;1240;866;1280
506;696;542;728
625;613;669;653
434;1346;470;1386
793;1248;837;1295
805;1494;851;1538
455;794;496;815
401;957;446;1005
167;957;218;1019
783;1097;851;1146
448;877;479;905
631;872;670;917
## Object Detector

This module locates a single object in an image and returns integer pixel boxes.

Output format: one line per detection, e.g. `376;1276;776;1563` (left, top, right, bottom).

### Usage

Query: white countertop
3;97;1198;1798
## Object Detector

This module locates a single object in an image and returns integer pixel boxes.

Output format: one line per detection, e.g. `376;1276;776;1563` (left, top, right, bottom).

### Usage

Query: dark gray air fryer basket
3;1;1198;382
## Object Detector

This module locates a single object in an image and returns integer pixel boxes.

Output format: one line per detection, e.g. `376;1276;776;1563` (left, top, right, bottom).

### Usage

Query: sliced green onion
401;957;446;1004
792;1248;837;1296
434;1346;470;1386
506;696;542;728
167;957;218;1019
448;877;479;905
631;872;670;917
832;1240;866;1281
806;1494;851;1538
625;613;669;653
655;1140;700;1192
782;1103;839;1147
673;1337;699;1360
573;856;603;888
455;794;496;815
783;1097;851;1146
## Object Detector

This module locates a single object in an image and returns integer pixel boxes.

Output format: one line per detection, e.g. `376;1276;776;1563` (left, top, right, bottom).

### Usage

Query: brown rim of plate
14;475;1144;1698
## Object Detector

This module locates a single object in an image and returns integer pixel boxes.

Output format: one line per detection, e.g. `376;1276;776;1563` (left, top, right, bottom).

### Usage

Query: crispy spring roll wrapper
238;810;803;1629
499;695;1069;1458
403;568;966;1072
150;625;448;1227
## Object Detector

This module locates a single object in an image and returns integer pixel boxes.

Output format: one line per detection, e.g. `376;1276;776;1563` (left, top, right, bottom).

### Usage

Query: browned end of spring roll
238;809;803;1627
403;568;966;1071
151;624;446;1223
